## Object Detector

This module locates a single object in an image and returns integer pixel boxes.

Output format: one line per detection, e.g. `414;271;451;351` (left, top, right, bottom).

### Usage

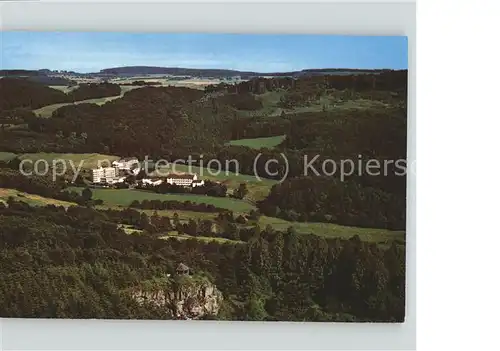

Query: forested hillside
0;70;407;321
0;78;121;110
0;201;405;321
0;78;68;110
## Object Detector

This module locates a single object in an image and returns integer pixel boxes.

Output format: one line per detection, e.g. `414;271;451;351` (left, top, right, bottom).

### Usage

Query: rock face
130;276;223;320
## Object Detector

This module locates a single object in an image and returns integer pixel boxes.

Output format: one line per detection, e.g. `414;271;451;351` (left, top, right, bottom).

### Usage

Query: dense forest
258;176;405;230
0;78;121;110
0;201;405;321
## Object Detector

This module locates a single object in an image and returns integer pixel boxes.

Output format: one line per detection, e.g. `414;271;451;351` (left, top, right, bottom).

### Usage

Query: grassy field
110;77;231;90
34;85;146;118
159;232;244;244
237;91;286;118
0;188;77;207
0;152;17;162
17;153;119;170
257;216;405;245
236;91;391;118
34;95;123;117
71;187;255;212
49;85;79;93
228;135;286;149
119;85;144;94
118;224;143;235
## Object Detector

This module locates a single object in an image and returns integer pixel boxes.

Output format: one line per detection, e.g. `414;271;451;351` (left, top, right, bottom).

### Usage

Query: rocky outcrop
130;276;223;320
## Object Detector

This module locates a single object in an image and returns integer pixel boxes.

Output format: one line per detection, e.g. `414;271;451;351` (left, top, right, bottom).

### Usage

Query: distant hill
98;66;257;77
0;70;76;86
96;66;392;78
2;66;404;82
0;69;44;77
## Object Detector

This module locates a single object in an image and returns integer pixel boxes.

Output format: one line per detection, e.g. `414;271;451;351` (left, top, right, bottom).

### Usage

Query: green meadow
17;153;119;170
34;96;122;118
0;152;17;162
0;188;77;208
228;135;286;149
257;216;405;245
159;232;244;245
70;187;255;212
33;85;145;118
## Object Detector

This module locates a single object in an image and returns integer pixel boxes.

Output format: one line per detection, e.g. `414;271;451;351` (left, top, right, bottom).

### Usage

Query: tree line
136;179;228;198
129;199;225;213
0;167;100;207
258;176;406;230
0;78;121;110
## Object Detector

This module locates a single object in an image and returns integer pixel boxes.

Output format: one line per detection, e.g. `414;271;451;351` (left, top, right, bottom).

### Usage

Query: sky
0;32;408;73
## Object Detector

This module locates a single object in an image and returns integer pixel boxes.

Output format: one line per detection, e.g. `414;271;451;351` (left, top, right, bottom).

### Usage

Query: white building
92;167;118;184
112;157;139;170
140;178;163;186
112;176;127;184
192;180;205;188
166;173;204;187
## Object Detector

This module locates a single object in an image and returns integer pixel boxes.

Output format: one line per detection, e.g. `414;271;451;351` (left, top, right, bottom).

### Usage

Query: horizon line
1;65;407;74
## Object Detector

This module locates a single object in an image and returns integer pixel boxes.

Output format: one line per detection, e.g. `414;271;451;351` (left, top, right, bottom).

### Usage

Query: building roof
118;157;138;162
166;173;196;180
93;166;116;172
142;177;162;182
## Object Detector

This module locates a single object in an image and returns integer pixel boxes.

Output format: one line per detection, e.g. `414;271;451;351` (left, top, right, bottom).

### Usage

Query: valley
0;62;407;322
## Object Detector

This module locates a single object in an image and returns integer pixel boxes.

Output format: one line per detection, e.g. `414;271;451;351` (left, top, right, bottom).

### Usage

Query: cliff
129;274;223;320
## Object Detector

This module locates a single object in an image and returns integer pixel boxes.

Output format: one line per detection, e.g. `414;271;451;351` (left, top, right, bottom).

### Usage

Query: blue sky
1;32;407;73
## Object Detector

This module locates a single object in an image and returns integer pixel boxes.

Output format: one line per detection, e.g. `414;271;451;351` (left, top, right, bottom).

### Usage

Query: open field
49;85;79;93
34;85;146;118
237;91;285;118
0;188;77;207
17;153;119;170
0;185;402;246
118;224;143;235
110;77;239;90
257;216;405;245
0;152;17;162
70;187;255;212
159;232;244;244
165;79;226;90
34;96;123;117
0;123;29;131
228;135;286;149
237;91;391;118
119;85;145;94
